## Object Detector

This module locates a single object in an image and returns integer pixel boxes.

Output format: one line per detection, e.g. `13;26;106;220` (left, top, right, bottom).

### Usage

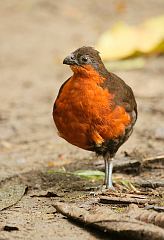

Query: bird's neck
71;65;106;84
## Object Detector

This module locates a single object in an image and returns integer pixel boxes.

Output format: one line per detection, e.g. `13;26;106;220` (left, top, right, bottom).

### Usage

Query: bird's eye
80;56;88;63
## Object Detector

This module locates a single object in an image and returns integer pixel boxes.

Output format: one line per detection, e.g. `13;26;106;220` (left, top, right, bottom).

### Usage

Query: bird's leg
107;159;114;189
90;156;114;195
104;155;114;189
104;157;108;186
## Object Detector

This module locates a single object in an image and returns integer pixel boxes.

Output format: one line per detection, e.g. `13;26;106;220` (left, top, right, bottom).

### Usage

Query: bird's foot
102;184;116;193
89;184;115;196
106;184;115;191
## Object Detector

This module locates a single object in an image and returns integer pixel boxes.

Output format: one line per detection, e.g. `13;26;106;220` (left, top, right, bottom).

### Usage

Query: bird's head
63;46;107;76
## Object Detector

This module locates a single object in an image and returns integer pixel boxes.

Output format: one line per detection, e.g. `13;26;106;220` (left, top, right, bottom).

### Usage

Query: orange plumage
54;65;130;150
53;47;137;189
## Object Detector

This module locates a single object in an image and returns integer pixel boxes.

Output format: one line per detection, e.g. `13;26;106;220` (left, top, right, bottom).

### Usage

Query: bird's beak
63;54;78;66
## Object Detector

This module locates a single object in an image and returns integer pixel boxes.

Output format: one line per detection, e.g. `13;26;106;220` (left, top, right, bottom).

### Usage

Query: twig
145;205;164;212
143;155;164;164
30;191;62;198
134;180;164;188
99;196;159;205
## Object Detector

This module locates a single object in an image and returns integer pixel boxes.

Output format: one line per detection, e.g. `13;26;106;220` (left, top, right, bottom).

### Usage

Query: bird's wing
101;72;137;125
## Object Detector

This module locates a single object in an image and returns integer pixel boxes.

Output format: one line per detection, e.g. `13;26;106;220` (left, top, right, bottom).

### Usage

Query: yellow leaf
97;22;137;60
138;15;164;53
96;15;164;61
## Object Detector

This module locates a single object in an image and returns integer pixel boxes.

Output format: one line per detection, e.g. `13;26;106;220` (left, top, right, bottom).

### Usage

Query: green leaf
73;170;105;180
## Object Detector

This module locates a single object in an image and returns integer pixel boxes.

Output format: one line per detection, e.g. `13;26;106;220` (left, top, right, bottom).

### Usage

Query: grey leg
104;158;108;185
106;157;114;189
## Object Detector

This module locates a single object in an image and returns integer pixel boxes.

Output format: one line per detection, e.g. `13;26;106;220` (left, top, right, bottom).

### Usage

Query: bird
53;46;137;189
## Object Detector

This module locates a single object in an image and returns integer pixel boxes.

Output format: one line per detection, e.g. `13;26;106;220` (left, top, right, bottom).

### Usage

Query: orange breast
53;66;131;150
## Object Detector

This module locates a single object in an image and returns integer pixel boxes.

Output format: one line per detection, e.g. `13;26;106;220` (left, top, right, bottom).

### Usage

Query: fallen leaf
139;16;164;54
73;170;104;180
54;203;164;240
47;169;105;180
96;15;164;61
0;181;27;211
97;22;137;60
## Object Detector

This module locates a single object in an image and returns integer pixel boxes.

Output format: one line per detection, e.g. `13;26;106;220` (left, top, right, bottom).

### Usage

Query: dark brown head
63;46;108;77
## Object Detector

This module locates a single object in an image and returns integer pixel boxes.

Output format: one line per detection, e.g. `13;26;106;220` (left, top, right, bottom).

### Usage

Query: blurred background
0;1;164;239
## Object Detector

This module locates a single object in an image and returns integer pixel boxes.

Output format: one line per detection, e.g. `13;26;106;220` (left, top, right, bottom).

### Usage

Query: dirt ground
0;1;164;239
